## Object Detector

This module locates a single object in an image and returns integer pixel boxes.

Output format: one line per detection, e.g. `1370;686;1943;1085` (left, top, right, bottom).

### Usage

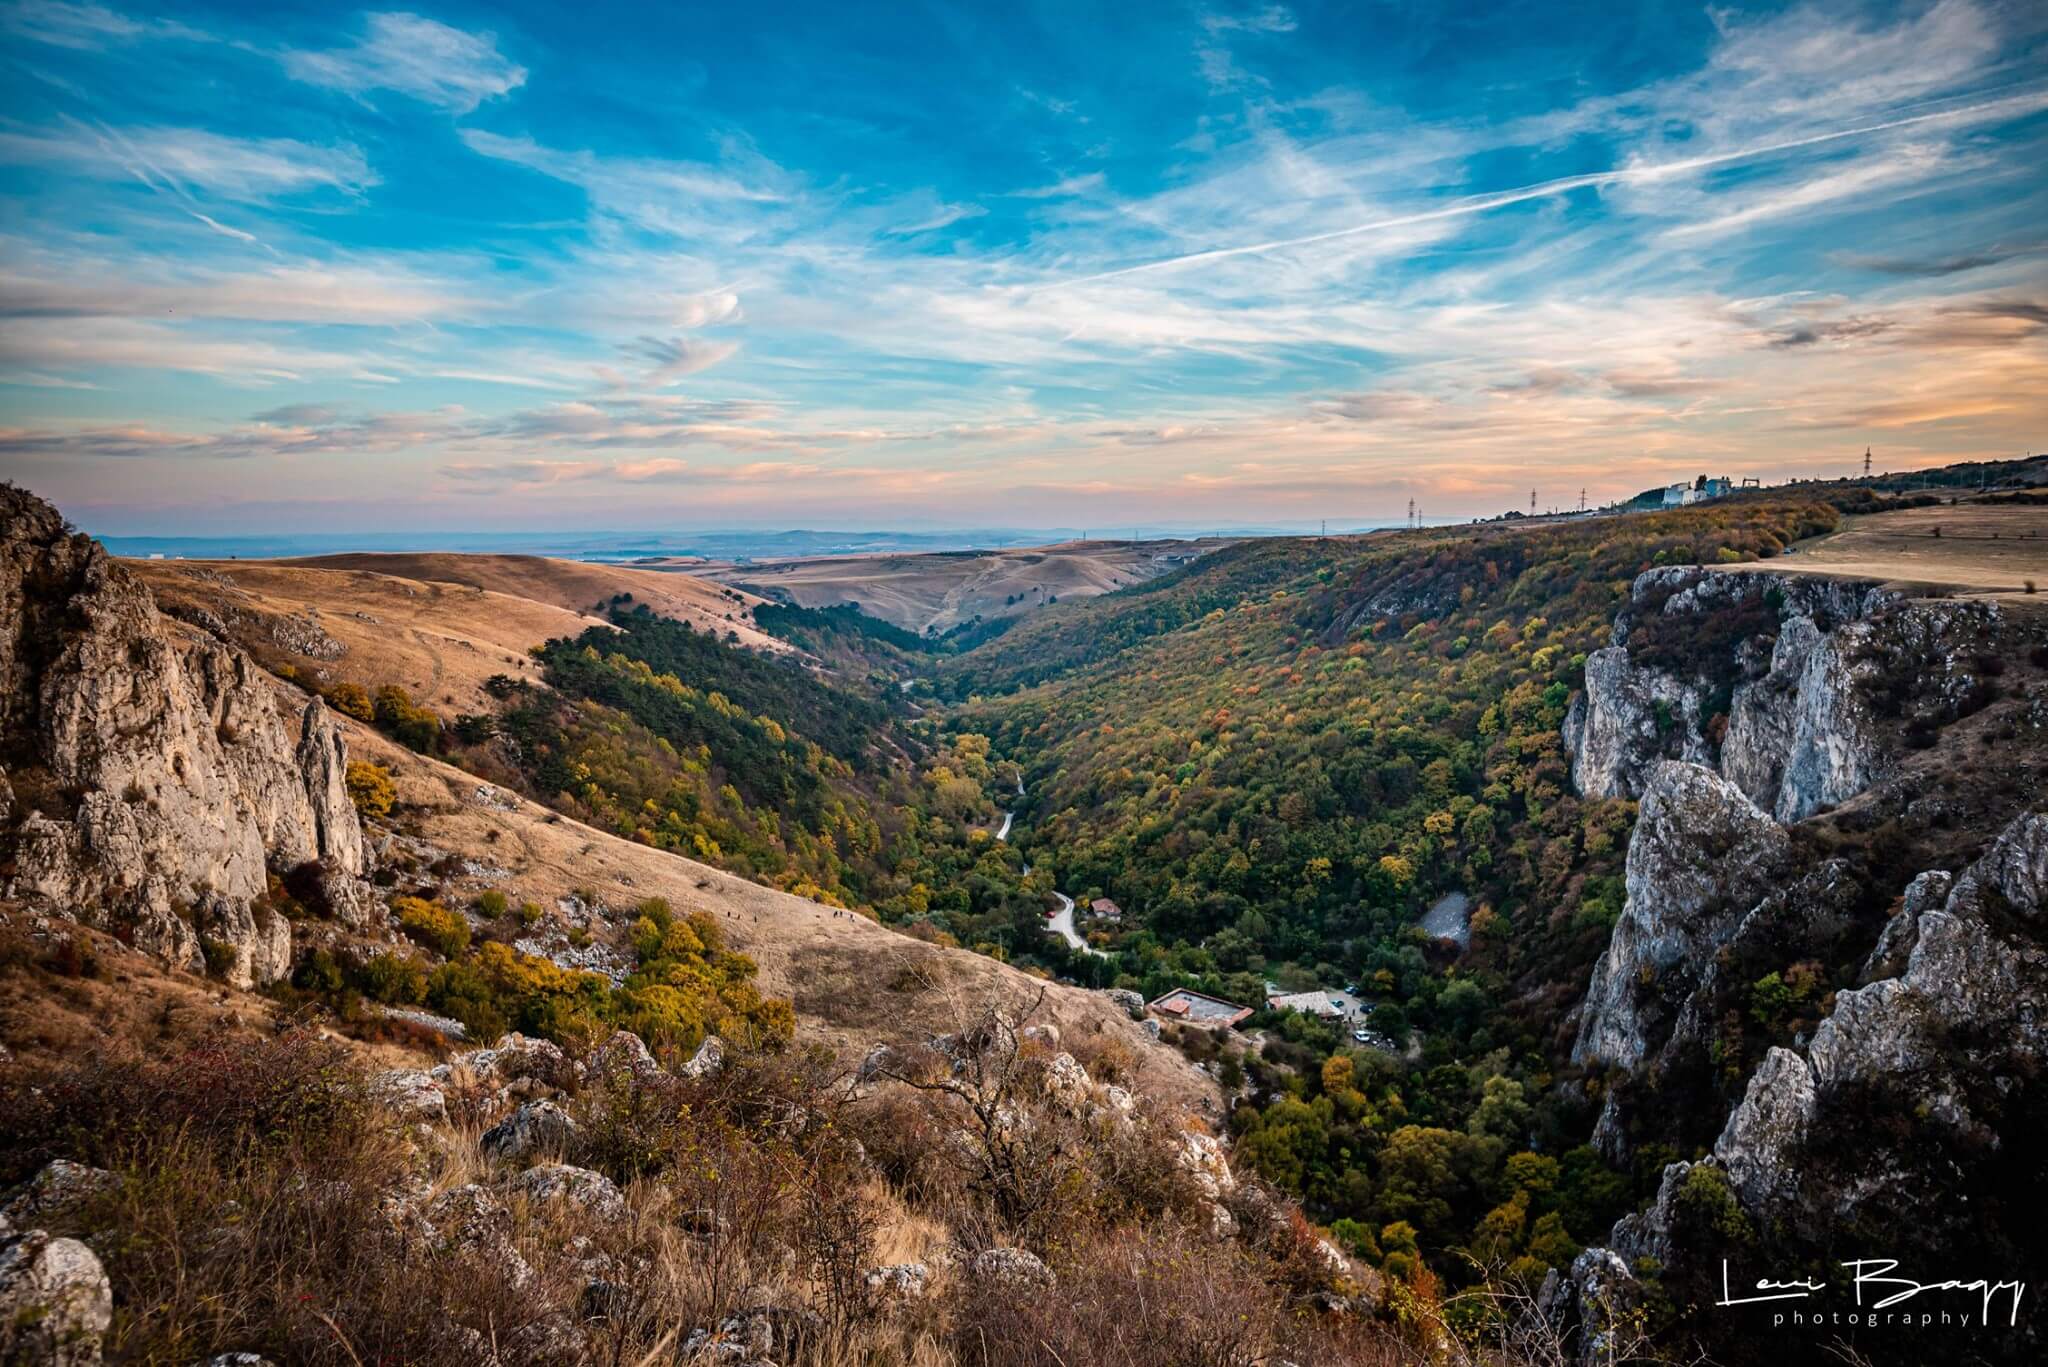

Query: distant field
269;552;776;641
132;553;783;716
685;537;1231;632
1743;503;2048;597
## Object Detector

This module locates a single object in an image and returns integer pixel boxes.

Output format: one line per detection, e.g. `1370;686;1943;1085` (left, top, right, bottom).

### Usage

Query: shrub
354;951;428;1005
344;760;395;818
373;684;442;752
199;938;238;978
394;896;470;958
327;681;375;721
293;948;344;995
477;889;509;918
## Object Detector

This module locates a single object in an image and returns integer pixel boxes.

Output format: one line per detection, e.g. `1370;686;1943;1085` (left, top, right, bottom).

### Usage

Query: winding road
997;778;1107;958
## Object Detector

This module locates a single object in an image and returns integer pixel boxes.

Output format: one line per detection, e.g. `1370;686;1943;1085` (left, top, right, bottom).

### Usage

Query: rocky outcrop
1573;762;1790;1071
1561;811;2048;1362
1564;566;1999;823
1709;1046;1816;1210
507;1163;625;1220
968;1245;1055;1290
0;1228;112;1366
480;1099;579;1163
1710;812;2048;1229
1563;646;1713;798
0;486;367;987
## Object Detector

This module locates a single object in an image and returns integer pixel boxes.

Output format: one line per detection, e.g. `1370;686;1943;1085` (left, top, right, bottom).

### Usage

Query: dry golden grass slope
1731;502;2048;599
105;550;1217;1115
2;701;1217;1121
132;554;785;717
690;538;1230;633
340;719;1218;1117
276;552;778;642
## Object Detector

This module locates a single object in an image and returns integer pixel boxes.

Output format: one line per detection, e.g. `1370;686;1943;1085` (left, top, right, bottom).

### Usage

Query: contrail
1045;88;2048;289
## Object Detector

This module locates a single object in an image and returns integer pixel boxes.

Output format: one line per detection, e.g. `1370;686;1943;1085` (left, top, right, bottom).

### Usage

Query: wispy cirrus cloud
281;11;525;113
3;0;2045;529
1;0;207;49
0;122;374;199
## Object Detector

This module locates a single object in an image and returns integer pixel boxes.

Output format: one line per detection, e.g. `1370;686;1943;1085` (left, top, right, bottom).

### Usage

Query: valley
4;471;2047;1366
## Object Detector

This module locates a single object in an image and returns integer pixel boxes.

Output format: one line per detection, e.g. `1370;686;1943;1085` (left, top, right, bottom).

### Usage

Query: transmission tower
1530;488;1537;515
1407;498;1415;529
1864;447;1872;478
1578;487;1587;512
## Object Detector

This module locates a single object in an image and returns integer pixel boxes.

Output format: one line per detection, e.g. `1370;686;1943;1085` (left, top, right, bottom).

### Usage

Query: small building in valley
1088;897;1123;923
1147;988;1253;1029
1267;988;1369;1020
1267;989;1344;1018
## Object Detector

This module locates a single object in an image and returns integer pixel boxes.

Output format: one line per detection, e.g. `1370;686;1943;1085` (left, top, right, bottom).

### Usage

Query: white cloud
0;123;374;200
1200;6;1297;35
1657;142;1956;243
282;12;525;113
1;0;205;49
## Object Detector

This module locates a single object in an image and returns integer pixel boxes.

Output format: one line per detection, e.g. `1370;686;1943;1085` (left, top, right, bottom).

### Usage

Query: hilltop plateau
688;537;1227;636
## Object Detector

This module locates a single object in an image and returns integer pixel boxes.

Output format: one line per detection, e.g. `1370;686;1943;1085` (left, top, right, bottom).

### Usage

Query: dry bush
0;1008;1607;1367
0;1029;590;1364
940;1222;1407;1367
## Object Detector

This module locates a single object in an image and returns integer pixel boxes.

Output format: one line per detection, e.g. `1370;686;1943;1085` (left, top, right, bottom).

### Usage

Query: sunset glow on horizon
2;0;2045;533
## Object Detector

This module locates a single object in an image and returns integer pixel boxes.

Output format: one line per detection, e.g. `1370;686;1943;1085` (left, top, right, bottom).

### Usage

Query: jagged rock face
1571;811;2048;1361
0;486;367;986
1710;1046;1817;1210
1565;566;1999;824
1573;762;1790;1070
1733;813;2048;1223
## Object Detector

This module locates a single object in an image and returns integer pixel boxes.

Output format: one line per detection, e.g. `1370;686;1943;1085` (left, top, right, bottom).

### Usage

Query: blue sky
1;0;2044;532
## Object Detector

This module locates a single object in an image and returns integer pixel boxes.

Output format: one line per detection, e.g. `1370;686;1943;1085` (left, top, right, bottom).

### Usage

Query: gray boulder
677;1035;725;1080
968;1245;1054;1290
368;1069;447;1124
480;1099;579;1163
506;1163;625;1221
863;1262;929;1300
1;1161;117;1228
0;1228;113;1366
1103;987;1146;1020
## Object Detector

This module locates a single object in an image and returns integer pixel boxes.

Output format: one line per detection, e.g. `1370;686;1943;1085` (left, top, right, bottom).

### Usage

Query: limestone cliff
1551;561;2048;1364
1572;761;1789;1072
0;486;366;986
1564;565;2000;822
1553;812;2048;1365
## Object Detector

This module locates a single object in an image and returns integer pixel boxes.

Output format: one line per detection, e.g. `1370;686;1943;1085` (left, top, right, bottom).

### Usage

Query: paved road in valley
1000;783;1108;958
